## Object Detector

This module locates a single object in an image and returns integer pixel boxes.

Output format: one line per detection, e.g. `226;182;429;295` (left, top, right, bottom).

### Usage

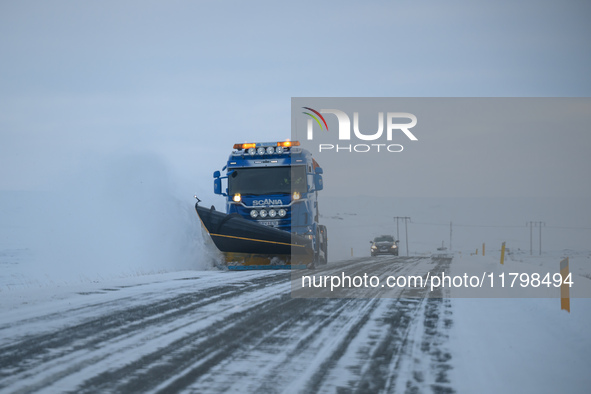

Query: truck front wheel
319;226;328;265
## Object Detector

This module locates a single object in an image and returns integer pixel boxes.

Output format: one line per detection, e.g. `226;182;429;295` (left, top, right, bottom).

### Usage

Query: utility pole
527;221;545;255
450;221;453;251
394;216;411;256
538;221;545;255
527;221;533;255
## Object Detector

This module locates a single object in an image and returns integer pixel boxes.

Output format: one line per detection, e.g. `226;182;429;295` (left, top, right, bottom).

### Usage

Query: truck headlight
248;147;256;156
276;146;284;154
233;193;241;202
278;208;286;217
268;209;277;218
257;147;265;155
259;209;268;218
292;191;301;200
250;210;258;218
266;147;275;154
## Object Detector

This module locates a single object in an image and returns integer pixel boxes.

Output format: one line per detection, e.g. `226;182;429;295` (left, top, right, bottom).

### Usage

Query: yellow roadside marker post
560;257;570;312
500;242;506;265
482;243;485;256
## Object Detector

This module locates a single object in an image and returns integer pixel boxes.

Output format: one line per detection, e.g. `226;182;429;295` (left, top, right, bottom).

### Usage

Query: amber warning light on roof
233;141;300;150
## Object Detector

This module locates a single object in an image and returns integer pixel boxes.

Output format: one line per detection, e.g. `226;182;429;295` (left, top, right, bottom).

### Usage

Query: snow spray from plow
27;153;205;283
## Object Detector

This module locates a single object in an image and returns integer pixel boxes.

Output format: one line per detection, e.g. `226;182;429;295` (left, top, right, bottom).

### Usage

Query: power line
412;222;591;230
320;217;591;231
412;222;524;228
546;225;591;230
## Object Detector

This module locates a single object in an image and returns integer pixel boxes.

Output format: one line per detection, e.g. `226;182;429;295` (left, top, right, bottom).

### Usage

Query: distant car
370;235;399;256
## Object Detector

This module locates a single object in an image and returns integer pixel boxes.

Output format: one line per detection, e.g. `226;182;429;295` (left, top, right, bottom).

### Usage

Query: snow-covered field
450;296;591;393
1;191;591;393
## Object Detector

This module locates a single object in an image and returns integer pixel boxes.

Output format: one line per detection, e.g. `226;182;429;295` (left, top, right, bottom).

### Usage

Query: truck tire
319;225;328;265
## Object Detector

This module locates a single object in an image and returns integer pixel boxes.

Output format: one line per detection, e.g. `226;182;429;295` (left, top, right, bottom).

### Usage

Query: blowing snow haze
2;153;209;283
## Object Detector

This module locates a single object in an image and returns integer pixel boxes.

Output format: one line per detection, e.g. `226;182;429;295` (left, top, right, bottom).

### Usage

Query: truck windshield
228;166;307;196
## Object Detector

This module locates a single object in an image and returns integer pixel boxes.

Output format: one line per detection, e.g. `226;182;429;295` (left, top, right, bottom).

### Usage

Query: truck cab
213;141;327;264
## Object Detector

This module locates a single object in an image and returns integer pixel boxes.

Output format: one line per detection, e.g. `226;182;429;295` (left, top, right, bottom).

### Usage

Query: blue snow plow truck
195;140;328;270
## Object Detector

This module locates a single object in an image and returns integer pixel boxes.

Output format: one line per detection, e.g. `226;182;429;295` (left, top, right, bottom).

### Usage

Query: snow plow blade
195;203;314;268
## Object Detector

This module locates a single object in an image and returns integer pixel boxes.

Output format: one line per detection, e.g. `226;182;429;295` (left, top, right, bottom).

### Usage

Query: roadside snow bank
448;252;591;393
449;297;591;393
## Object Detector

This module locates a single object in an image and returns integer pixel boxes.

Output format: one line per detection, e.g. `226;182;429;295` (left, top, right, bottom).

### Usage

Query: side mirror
313;174;323;191
315;167;323;175
213;170;229;196
214;178;223;195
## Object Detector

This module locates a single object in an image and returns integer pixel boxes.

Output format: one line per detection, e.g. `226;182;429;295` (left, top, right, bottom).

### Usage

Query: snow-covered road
0;257;454;393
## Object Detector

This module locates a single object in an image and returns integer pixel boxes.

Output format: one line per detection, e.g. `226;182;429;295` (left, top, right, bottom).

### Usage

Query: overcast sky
1;1;590;198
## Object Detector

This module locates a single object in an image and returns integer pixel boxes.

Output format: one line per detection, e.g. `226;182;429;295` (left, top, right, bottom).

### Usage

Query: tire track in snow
0;272;289;392
0;257;453;393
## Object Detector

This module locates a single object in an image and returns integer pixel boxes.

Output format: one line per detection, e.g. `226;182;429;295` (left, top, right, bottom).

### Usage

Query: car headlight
371;245;377;249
